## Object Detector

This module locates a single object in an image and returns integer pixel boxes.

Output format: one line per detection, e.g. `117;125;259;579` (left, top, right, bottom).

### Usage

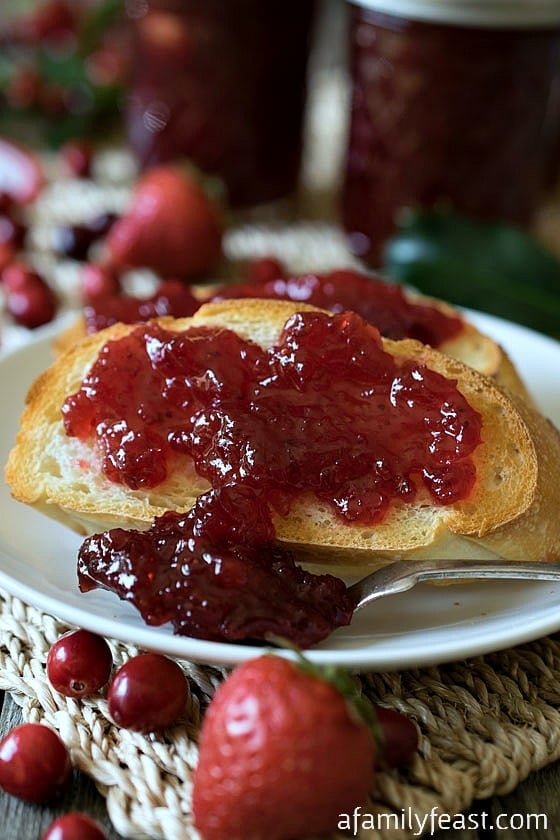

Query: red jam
343;6;560;265
78;485;353;646
63;309;482;523
125;0;316;207
212;268;464;347
84;280;200;333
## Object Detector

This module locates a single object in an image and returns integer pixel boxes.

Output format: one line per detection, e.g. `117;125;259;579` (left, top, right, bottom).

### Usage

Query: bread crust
6;299;559;574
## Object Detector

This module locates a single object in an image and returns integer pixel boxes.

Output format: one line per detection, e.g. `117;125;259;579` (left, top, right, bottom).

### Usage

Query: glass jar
125;0;316;208
341;0;560;266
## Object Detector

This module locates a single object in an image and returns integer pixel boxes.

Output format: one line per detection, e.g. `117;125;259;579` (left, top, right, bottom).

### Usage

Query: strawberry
105;165;223;279
0;138;44;205
192;654;376;840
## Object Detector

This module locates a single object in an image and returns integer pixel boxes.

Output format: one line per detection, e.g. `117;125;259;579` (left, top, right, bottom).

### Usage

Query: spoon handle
347;558;560;612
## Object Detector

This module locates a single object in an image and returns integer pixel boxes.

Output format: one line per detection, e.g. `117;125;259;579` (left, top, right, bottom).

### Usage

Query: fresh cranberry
107;653;189;733
47;629;113;699
245;255;284;285
0;723;72;803
60;140;93;179
375;706;419;768
5;269;57;328
80;263;121;303
41;813;107;840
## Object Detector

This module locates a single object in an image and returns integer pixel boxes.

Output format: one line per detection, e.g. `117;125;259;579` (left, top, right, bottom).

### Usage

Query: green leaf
382;210;560;337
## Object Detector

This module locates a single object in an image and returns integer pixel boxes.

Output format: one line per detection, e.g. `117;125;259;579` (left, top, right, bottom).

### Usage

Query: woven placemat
3;588;560;839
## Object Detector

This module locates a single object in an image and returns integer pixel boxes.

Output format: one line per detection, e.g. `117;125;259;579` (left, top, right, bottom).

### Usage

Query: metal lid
348;1;560;28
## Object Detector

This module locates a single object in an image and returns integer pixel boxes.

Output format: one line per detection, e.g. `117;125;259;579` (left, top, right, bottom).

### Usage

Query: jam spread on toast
63;309;481;522
84;268;464;348
70;308;481;645
212;269;464;347
78;485;353;646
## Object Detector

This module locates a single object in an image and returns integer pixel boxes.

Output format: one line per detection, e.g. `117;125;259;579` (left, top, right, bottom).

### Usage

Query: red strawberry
0;139;44;205
106;165;223;279
192;654;376;840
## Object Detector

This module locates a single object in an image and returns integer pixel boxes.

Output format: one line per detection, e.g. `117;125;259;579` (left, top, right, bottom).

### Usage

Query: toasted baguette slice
6;299;560;575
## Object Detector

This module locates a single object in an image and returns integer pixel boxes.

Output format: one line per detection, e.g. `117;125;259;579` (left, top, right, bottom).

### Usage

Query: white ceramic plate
2;311;560;671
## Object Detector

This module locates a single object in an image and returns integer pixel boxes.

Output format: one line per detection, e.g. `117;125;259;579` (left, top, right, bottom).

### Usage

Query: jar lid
348;0;560;28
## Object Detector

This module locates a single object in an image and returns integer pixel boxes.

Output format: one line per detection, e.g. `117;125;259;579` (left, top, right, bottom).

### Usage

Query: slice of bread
6;299;560;575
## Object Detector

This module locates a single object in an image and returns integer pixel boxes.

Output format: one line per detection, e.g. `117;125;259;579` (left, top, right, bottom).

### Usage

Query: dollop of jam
63;309;482;522
78;485;353;646
211;268;464;347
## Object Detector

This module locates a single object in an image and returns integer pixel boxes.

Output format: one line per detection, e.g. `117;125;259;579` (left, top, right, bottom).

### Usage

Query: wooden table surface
1;686;559;840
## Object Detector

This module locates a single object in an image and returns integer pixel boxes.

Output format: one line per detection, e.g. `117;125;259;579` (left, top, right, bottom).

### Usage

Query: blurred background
1;0;560;336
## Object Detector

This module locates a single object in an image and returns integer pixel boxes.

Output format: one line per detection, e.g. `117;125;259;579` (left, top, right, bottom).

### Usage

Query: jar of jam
342;0;560;266
125;0;316;208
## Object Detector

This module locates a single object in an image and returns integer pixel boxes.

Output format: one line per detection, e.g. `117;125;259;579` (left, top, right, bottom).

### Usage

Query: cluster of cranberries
0;628;190;839
0;192;58;330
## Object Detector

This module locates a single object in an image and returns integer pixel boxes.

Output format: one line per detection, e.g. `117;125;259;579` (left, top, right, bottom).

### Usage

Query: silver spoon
347;558;560;612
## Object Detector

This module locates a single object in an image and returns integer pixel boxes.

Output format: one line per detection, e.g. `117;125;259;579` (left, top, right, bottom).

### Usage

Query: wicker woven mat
3;588;560;839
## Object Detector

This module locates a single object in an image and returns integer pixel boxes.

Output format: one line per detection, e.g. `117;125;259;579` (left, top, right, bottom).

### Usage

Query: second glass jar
125;0;316;209
342;0;560;266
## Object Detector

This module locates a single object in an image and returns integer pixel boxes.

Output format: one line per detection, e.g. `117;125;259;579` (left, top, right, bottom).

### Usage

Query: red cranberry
80;263;121;303
5;269;57;328
375;706;419;768
107;653;189;733
245;256;284;285
47;629;113;699
60;140;93;179
41;812;107;840
0;723;72;803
